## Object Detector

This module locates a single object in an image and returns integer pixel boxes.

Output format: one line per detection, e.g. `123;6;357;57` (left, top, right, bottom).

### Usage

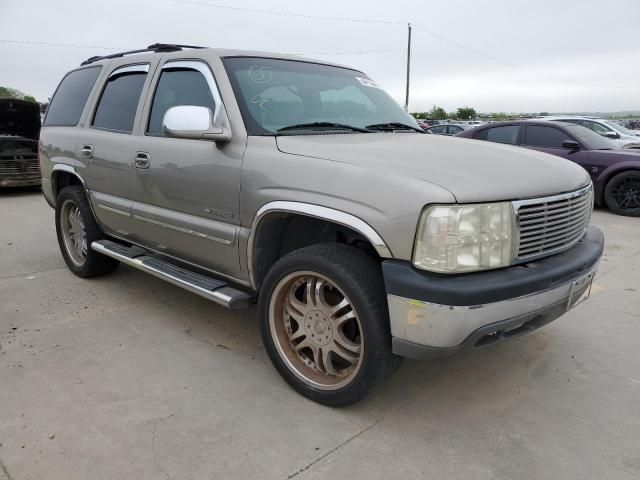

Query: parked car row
456;120;640;216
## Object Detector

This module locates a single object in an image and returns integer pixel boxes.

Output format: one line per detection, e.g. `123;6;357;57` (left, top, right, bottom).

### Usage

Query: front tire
604;171;640;217
55;185;119;277
259;243;401;406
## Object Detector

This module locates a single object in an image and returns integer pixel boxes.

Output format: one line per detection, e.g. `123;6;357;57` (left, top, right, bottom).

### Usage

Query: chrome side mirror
162;105;231;142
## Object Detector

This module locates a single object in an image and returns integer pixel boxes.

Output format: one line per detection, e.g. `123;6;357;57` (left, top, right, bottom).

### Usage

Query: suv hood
0;98;41;140
276;133;590;203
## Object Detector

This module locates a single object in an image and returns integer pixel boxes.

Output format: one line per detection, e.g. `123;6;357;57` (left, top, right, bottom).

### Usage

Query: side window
448;126;463;135
92;69;147;133
559;119;584;127
431;125;446;134
583;121;611;135
474;126;519;144
523;126;572;148
148;68;216;135
44;67;102;126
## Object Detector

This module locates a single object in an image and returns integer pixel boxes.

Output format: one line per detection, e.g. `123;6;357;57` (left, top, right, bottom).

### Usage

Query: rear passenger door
128;59;243;278
77;62;155;238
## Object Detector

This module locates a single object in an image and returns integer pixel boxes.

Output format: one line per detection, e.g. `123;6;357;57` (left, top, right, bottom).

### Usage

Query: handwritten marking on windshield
251;93;270;112
249;65;273;83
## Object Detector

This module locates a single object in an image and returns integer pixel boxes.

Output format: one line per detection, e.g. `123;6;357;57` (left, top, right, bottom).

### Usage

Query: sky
1;0;638;113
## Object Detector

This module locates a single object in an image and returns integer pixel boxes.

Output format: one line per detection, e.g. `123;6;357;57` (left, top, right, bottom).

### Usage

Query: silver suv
40;44;604;405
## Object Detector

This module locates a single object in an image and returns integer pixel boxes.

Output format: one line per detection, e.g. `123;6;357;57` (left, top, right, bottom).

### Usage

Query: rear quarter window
44;67;102;126
92;72;147;133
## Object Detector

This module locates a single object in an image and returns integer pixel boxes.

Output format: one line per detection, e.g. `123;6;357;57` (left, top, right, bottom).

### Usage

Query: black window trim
43;65;103;127
144;59;224;138
520;124;582;149
90;62;150;135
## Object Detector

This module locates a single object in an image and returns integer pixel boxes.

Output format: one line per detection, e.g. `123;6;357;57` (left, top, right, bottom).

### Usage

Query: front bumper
383;226;604;359
0;176;41;187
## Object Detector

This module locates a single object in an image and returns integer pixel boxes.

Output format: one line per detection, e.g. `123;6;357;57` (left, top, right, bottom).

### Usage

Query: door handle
80;145;94;159
133;152;150;169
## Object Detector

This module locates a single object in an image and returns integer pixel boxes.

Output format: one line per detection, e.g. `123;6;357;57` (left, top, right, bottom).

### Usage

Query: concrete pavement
1;188;639;480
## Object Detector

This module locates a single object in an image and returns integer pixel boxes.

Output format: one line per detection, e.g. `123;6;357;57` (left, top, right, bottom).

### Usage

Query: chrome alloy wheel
60;199;87;267
269;271;364;390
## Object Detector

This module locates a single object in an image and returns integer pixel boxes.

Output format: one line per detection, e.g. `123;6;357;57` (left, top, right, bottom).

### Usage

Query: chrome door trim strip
132;213;233;245
247;201;393;289
97;204;131;217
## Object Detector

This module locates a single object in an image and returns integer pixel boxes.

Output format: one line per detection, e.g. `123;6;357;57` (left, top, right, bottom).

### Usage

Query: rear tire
604;171;640;217
259;243;402;406
55;185;119;277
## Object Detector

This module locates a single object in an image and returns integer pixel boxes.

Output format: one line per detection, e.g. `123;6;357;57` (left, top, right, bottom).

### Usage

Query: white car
538;116;640;149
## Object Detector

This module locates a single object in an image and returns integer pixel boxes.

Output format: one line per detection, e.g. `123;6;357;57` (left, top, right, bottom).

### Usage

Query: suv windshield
564;124;616;150
223;57;418;135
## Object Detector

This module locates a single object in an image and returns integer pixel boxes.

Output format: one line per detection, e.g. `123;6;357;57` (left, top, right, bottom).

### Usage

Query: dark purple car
457;120;640;216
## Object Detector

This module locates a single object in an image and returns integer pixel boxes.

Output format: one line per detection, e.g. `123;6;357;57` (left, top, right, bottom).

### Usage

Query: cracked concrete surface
1;189;639;480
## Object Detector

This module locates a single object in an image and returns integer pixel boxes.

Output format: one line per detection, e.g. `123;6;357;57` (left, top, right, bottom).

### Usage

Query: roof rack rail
81;43;206;66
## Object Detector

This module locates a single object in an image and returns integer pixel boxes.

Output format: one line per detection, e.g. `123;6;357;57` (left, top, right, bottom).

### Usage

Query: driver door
128;59;244;278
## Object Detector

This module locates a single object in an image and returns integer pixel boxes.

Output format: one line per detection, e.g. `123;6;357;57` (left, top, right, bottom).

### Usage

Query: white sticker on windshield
355;77;382;89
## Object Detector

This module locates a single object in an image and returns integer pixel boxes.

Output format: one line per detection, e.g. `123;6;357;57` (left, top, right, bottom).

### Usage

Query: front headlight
413;203;516;273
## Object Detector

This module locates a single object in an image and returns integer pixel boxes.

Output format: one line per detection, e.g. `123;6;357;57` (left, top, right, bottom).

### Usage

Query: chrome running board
91;240;254;309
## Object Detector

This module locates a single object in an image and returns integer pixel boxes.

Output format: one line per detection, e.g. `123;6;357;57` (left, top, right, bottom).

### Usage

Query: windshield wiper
276;122;372;134
366;122;423;133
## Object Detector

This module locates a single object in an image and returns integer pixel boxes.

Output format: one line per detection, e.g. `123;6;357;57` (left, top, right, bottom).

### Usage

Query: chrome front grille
0;156;40;177
514;185;593;261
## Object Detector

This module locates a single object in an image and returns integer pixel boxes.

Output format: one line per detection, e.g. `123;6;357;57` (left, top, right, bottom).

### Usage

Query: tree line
0;86;37;103
411;105;556;121
411;106;477;121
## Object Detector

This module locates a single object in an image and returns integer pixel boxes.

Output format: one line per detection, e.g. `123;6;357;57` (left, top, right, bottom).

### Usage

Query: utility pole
404;23;412;112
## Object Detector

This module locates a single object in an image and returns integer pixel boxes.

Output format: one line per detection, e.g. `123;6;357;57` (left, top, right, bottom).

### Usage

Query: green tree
0;86;22;99
456;107;477;120
429;105;448;120
489;112;509;121
0;86;37;102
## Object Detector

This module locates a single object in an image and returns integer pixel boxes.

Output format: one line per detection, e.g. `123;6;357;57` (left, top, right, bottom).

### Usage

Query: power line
0;39;120;50
294;48;406;56
171;0;405;24
171;0;636;90
411;24;636;90
0;38;403;57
